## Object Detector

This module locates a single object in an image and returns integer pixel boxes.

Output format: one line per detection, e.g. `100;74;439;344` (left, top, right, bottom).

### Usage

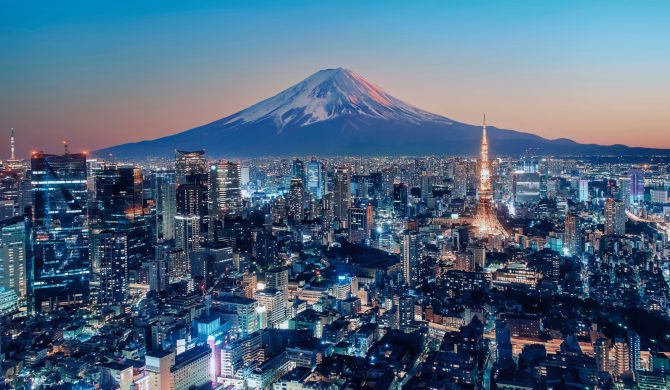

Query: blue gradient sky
1;0;669;157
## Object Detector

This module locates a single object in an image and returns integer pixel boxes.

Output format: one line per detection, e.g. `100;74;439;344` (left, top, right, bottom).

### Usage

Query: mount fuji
96;68;668;158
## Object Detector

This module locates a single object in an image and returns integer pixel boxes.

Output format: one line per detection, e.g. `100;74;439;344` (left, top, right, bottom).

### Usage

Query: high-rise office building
90;164;143;225
287;178;304;225
333;168;351;228
291;159;306;183
175;150;207;185
398;295;415;329
30;152;90;311
564;213;581;256
401;230;419;287
91;229;128;307
650;184;668;204
452;161;468;199
210;160;242;217
618;177;631;207
177;184;207;217
306;158;325;199
149;256;169;293
604;198;626;236
578;179;589;203
393;183;408;218
154;170;176;242
175;183;206;257
347;207;367;245
0;216;27;303
365;202;374;239
629;169;644;205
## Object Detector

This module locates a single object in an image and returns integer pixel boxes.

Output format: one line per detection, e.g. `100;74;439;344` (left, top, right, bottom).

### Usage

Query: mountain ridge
96;68;670;158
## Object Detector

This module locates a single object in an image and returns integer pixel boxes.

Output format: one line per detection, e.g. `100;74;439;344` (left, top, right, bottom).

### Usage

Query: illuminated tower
473;115;506;236
10;128;15;160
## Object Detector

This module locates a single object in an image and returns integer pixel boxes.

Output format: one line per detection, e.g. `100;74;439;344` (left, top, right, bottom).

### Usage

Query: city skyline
2;1;670;158
2;2;670;389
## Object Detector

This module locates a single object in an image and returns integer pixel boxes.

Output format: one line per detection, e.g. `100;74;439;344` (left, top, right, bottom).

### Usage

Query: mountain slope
96;68;669;158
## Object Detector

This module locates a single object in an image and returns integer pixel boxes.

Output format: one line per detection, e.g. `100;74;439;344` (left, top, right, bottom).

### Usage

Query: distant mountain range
96;68;669;158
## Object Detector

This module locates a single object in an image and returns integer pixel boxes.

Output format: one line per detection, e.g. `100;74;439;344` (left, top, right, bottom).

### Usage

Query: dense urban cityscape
0;120;669;389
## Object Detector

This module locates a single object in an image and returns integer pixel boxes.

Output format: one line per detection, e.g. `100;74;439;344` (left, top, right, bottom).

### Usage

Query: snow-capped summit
223;67;448;130
96;68;670;158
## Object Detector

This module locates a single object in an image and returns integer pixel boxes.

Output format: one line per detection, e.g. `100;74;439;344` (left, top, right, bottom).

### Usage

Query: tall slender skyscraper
473;115;506;236
306;158;325;199
401;230;419;287
30;152;90;311
175;183;206;257
604;198;626;236
564;213;581;256
333;168;351;228
154;170;176;242
287;178;304;225
629;169;644;206
578;179;589;203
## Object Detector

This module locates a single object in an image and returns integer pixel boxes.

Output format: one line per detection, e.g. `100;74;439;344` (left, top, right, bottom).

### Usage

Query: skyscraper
30;152;90;311
306;158;325;199
210;160;242;217
333;168;351;228
91;229;128;307
154;170;176;242
287;178;304;225
365;202;374;239
347;207;367;244
578;179;589;203
91;164;143;225
604;198;626;236
175;150;207;185
393;183;408;218
629;169;645;206
401;230;419;287
398;295;415;329
291;158;306;183
473;116;506;236
175;183;206;257
0;216;27;303
618;176;631;207
564;213;582;256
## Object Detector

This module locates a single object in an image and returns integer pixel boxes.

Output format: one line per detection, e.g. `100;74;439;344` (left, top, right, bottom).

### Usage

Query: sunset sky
1;0;669;158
